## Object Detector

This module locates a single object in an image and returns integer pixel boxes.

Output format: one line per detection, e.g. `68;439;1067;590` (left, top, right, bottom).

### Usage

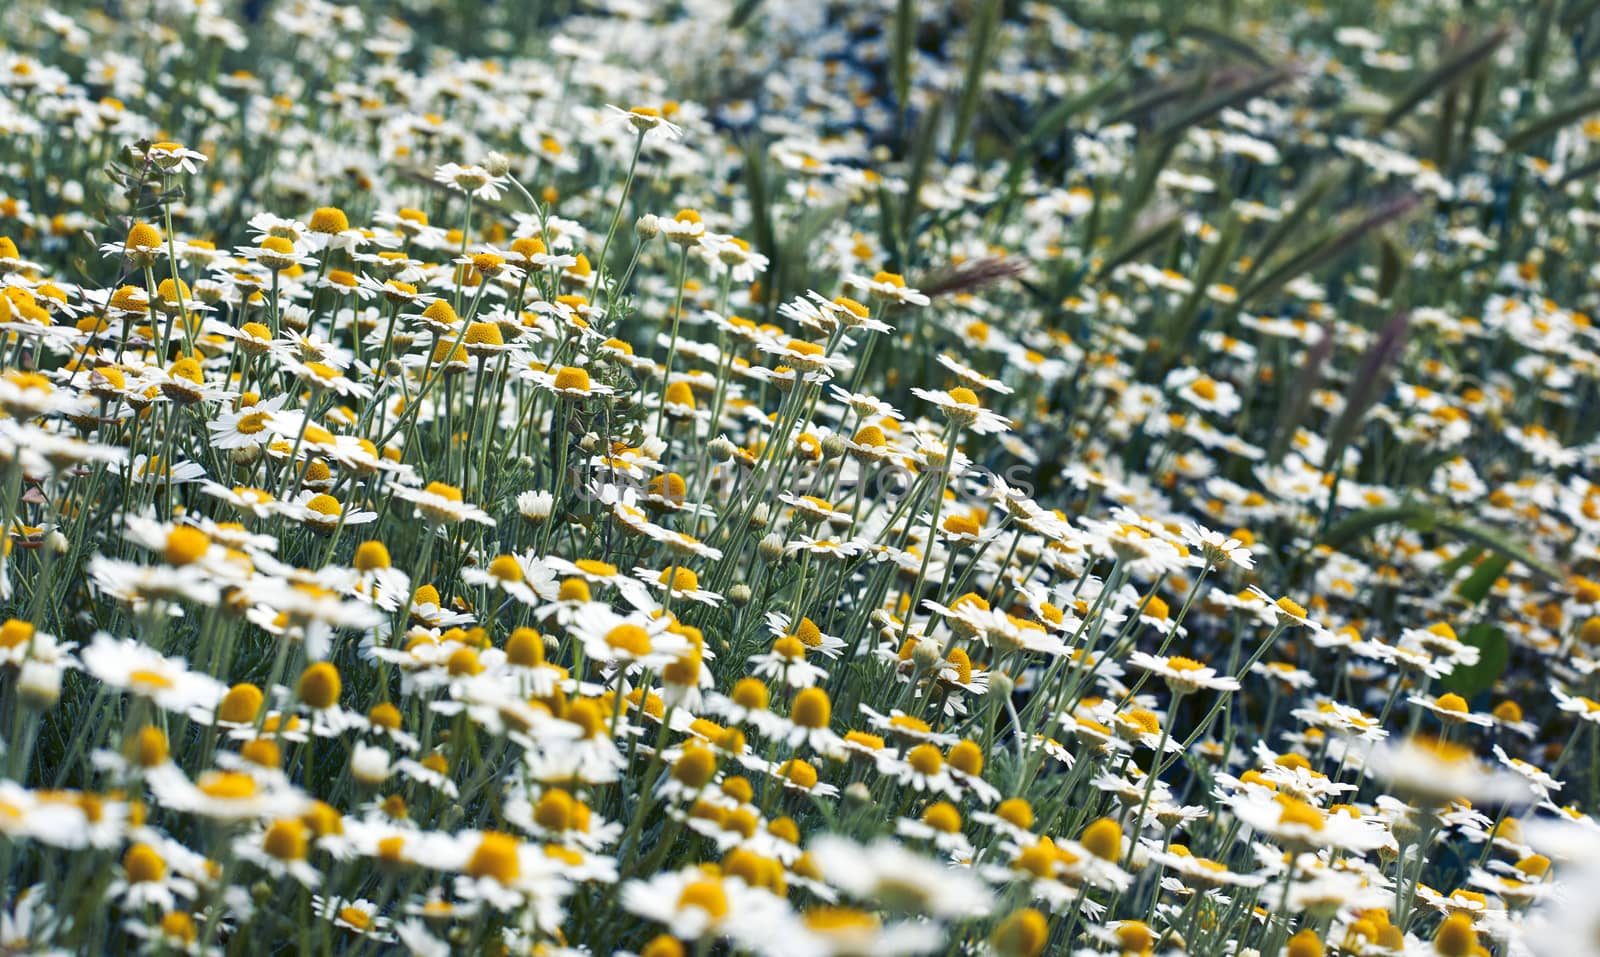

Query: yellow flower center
129;670;174;691
790;688;831;728
1080;817;1123;860
423;481;463;502
1277;796;1325;831
604;625;652;656
123;843;167;883
466;832;521;885
197;771;258;800
218;684;263;724
126;222;162;249
488;555;523;581
552;366;592;392
163;527;210;565
907;744;943;775
337;906;371;930
676;881;728;920
309;207;349;233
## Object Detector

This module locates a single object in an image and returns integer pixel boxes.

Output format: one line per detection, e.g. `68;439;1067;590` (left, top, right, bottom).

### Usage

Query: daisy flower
844;272;930;307
81;633;226;715
390;480;497;527
568;605;687;670
807;836;992;919
433;162;508;200
1126;652;1241;694
909;386;1012;434
605;104;685;139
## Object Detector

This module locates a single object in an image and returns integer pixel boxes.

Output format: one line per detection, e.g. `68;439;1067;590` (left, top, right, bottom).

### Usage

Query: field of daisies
9;0;1600;954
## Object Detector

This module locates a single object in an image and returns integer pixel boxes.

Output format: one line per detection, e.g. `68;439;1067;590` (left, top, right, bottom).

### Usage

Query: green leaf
1434;515;1562;582
1319;507;1560;583
1433;546;1485;581
1454;553;1510;604
1376;234;1405;299
1441;623;1509;698
1320;504;1432;551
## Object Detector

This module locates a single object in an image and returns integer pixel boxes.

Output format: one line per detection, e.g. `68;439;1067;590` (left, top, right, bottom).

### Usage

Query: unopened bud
757;533;786;563
911;641;942;674
19;661;61;710
350;744;392;786
748;503;770;530
195;281;226;305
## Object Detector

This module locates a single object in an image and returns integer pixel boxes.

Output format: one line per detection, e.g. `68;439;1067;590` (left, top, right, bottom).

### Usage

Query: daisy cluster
2;0;1600;955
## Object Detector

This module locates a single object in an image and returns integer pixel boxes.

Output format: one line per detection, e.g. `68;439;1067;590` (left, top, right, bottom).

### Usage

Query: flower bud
911;641;943;674
758;534;786;563
18;660;61;710
351;743;392;786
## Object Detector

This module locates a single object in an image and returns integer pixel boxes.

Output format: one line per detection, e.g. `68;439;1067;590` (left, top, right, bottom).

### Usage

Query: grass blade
948;0;1001;161
894;0;916;115
1154;66;1295;138
1503;88;1600;152
1239;194;1420;307
1324;310;1409;470
1381;27;1508;130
